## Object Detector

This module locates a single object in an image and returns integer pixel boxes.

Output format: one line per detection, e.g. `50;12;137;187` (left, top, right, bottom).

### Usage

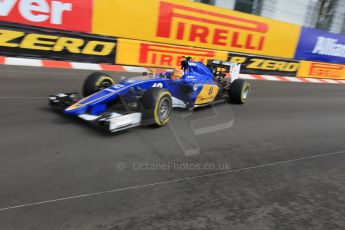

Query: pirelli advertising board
297;61;345;80
228;53;299;76
93;0;301;59
116;38;228;68
0;22;116;63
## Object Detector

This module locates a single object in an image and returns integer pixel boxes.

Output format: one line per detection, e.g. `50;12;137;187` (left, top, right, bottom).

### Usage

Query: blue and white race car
49;58;250;133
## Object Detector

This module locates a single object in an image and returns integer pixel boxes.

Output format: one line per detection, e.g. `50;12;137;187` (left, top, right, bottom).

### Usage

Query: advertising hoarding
295;27;345;65
93;0;300;58
0;22;116;63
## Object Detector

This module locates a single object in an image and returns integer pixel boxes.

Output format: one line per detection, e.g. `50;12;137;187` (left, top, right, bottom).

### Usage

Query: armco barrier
228;53;299;77
92;0;301;59
0;22;116;64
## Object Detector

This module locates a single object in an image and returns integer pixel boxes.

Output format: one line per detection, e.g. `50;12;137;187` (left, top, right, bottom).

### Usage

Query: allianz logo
312;36;345;58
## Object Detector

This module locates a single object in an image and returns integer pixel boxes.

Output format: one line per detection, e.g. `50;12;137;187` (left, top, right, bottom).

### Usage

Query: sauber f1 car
49;59;251;133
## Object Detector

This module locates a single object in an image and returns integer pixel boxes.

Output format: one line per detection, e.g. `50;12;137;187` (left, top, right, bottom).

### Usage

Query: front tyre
229;79;251;104
141;88;172;126
83;72;115;97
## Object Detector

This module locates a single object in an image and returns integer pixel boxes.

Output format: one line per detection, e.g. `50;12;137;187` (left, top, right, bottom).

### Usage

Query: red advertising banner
0;0;93;33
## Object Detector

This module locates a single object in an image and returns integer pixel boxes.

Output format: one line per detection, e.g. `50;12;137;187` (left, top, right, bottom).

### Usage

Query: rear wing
207;60;241;82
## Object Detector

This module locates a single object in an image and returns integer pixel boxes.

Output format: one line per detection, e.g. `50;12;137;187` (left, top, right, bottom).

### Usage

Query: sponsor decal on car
0;0;93;33
195;84;219;105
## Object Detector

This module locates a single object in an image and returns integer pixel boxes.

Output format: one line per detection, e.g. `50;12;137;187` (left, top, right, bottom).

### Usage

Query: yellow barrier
93;0;300;58
116;38;228;68
297;61;345;80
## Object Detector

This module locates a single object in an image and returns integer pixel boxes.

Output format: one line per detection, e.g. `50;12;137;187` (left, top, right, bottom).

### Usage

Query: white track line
0;149;344;212
0;97;46;99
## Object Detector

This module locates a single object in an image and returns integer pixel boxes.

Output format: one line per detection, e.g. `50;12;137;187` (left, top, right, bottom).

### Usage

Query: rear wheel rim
242;85;250;100
158;97;171;121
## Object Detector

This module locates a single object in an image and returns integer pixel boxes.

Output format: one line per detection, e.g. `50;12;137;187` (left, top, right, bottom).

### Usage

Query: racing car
49;58;251;133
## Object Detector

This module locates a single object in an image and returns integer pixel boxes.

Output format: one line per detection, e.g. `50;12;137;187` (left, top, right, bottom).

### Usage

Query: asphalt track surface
0;65;345;230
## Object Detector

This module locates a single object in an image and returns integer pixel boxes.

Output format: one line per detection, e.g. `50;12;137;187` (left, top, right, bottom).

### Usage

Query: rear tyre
140;88;172;126
83;72;115;97
229;79;251;104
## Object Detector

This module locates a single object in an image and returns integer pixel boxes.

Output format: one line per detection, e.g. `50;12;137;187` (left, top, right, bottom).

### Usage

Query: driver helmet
182;56;194;62
181;56;194;72
171;67;183;80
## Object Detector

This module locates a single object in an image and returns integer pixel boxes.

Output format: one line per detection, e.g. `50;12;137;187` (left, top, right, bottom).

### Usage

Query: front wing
49;93;143;133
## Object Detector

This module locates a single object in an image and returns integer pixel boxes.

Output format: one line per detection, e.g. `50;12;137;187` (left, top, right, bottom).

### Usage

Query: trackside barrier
1;0;345;79
0;22;116;64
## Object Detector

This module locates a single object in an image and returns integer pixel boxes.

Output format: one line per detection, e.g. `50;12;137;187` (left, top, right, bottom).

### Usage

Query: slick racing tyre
229;79;251;104
83;72;115;97
141;88;172;126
